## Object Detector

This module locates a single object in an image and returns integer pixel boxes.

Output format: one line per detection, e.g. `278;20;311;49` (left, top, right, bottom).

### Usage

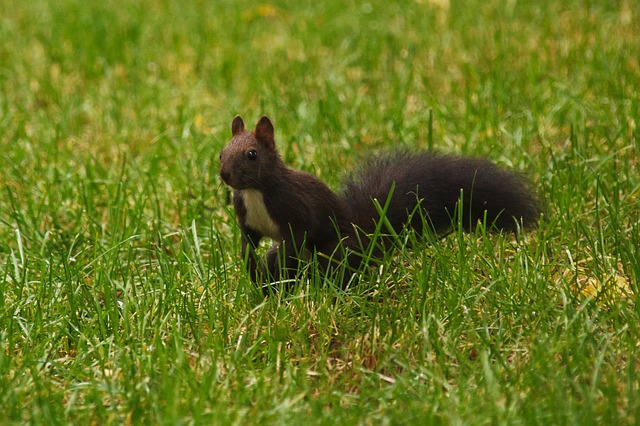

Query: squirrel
219;115;541;292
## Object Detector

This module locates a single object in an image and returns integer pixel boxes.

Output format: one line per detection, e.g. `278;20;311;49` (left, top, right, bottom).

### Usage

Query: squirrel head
220;115;284;190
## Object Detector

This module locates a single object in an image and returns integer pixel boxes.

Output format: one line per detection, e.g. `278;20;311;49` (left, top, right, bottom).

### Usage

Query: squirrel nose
220;170;231;184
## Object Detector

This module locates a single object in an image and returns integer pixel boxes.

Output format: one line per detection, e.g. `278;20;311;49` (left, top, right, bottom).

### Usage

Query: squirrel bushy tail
341;151;540;238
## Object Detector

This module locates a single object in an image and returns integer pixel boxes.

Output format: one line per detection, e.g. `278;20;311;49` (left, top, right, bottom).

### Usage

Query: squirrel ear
231;115;245;136
255;116;275;146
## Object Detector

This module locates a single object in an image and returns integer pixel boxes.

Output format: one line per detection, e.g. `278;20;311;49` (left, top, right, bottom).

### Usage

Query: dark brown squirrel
219;115;541;292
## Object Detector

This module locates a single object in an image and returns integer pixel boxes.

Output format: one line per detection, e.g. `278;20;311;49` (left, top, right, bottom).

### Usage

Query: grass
1;0;639;423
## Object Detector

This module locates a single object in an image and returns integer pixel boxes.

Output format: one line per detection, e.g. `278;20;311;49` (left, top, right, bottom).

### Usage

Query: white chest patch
240;189;282;241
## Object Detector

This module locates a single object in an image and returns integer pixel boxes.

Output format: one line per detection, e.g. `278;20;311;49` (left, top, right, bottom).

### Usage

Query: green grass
1;0;639;423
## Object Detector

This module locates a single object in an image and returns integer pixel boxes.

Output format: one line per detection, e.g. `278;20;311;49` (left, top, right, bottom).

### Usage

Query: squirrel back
220;115;541;288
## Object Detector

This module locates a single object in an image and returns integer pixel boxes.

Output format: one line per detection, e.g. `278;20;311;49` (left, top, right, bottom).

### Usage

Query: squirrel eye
246;149;258;160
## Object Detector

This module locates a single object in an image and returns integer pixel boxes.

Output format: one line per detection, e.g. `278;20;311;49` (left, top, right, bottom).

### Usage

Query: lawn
1;0;639;424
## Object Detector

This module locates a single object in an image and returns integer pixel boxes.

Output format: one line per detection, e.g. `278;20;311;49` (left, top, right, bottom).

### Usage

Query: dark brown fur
220;115;541;291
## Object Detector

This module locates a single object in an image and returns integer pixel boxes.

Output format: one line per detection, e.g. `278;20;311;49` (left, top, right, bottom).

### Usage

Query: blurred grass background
1;0;639;424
